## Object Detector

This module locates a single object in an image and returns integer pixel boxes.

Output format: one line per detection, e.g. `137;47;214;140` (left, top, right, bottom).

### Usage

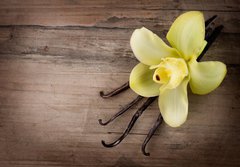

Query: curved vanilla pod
100;82;129;98
141;114;163;156
99;95;144;125
101;97;157;147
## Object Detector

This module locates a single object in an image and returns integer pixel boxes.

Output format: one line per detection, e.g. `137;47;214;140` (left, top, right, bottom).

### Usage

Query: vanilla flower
129;11;227;127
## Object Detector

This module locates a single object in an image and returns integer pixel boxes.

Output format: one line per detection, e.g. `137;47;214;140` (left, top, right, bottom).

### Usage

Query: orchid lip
152;57;189;92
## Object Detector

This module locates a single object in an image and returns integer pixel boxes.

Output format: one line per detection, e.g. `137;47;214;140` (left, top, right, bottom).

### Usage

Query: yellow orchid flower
129;11;227;127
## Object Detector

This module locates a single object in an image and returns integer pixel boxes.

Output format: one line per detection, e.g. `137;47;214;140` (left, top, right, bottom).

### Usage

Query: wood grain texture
0;0;239;167
0;0;239;33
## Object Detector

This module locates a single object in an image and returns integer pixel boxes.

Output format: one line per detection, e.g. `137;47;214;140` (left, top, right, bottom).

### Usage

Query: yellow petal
129;63;160;97
167;11;206;60
130;27;180;66
158;76;189;127
188;58;227;95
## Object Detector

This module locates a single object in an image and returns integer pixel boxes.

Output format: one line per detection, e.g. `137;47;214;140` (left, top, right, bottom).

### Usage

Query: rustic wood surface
0;0;239;167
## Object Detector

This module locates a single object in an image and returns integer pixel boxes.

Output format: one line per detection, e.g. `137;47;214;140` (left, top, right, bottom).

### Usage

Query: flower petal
130;63;160;97
130;27;180;66
158;77;189;127
189;59;227;95
167;11;206;60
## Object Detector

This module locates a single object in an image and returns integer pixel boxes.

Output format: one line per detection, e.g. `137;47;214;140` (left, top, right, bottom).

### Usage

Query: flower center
151;57;188;92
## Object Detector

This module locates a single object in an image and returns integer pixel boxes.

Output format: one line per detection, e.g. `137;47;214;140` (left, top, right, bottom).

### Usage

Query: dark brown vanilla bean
205;16;218;40
99;95;144;126
141;114;163;156
101;97;157;148
100;82;129;98
204;15;218;40
198;25;223;62
205;15;217;27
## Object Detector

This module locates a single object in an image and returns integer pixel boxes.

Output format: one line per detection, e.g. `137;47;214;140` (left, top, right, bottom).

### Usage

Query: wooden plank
0;0;239;33
0;55;239;166
0;1;239;166
0;27;239;65
0;0;239;11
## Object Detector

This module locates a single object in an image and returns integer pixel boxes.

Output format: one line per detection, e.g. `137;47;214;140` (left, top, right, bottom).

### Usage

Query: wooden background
0;0;239;166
